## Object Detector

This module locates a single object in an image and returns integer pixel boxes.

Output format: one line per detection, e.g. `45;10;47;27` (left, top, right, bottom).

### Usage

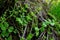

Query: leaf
23;20;28;26
16;17;23;25
35;32;39;37
0;23;3;28
20;37;24;40
7;35;12;40
25;4;29;8
50;22;55;26
42;22;47;27
1;17;6;21
30;12;36;17
4;22;9;28
35;27;39;31
40;27;45;32
1;24;7;31
26;33;33;40
14;29;18;34
26;15;32;21
45;20;50;25
1;30;6;37
1;30;9;37
37;7;42;11
8;26;14;33
21;7;26;12
35;27;39;36
50;20;55;26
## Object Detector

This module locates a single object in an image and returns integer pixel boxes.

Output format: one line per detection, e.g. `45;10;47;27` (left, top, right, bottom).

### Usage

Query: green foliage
26;33;33;40
5;35;12;40
0;0;60;40
20;37;25;40
35;27;39;36
49;2;60;21
0;22;15;38
8;26;14;33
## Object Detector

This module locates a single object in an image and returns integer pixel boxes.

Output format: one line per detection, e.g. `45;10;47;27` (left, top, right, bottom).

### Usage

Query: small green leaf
40;27;45;32
14;29;18;34
1;31;6;37
8;26;14;33
25;4;29;8
20;37;24;40
50;22;55;26
42;22;47;27
4;22;9;28
26;15;32;21
26;33;33;40
16;17;23;25
30;12;36;17
35;27;39;31
50;20;55;26
23;20;28;26
35;32;39;37
35;27;39;36
0;23;7;31
0;23;3;28
7;35;12;40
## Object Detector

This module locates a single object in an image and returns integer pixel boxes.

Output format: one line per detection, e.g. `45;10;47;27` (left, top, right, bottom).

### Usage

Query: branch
22;25;27;38
37;31;46;40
